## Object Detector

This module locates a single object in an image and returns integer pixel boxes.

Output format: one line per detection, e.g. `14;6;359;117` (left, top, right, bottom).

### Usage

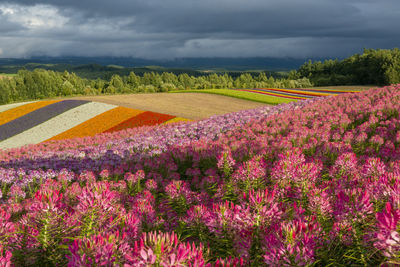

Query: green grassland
0;73;16;77
169;89;295;105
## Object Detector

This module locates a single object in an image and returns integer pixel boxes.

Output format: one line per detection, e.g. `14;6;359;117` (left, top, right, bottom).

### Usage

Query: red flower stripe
103;111;176;133
289;88;360;93
261;88;331;97
47;106;145;141
238;89;307;100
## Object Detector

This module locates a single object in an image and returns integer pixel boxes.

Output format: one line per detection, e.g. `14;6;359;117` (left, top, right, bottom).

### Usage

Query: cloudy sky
0;0;399;59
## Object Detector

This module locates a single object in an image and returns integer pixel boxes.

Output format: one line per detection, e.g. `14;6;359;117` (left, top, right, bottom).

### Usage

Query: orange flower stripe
104;111;176;133
0;100;61;126
240;89;307;100
262;88;332;96
298;88;360;93
47;106;145;141
163;117;192;124
266;88;333;96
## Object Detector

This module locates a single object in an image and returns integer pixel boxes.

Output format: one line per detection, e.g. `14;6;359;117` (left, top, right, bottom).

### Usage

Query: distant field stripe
0;102;116;149
163;117;192;124
0;100;61;126
47;106;144;141
104;111;176;133
296;88;360;93
0;100;90;141
238;89;307;100
249;88;314;98
0;101;37;113
262;88;332;96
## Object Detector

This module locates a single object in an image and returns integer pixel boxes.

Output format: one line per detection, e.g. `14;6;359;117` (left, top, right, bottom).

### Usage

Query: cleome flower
124;231;207;266
374;202;400;258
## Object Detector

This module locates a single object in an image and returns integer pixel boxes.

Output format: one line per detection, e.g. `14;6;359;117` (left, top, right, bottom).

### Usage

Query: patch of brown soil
72;93;267;120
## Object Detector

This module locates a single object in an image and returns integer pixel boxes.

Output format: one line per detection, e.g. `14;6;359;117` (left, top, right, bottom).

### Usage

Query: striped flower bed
0;100;61;125
0;100;190;149
236;87;360;99
103;111;176;133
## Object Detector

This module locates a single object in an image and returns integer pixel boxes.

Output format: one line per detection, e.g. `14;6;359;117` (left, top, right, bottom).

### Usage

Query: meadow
0;85;400;266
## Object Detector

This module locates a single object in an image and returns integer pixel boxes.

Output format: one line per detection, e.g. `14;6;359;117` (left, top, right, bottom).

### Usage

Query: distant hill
0;56;320;79
0;56;326;70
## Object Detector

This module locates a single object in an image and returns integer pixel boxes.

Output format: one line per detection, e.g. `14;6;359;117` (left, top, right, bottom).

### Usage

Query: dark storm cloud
0;0;399;58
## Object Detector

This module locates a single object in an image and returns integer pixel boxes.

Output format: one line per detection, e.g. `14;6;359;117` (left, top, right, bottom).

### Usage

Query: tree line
293;48;400;86
0;69;312;105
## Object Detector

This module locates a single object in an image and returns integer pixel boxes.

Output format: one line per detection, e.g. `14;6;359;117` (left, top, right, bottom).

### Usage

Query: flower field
236;87;360;100
0;100;189;149
169;89;295;105
1;85;400;265
172;87;359;103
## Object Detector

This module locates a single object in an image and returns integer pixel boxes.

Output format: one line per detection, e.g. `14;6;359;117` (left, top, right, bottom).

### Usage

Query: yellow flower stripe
163;117;192;124
265;88;333;96
46;106;145;141
0;100;61;126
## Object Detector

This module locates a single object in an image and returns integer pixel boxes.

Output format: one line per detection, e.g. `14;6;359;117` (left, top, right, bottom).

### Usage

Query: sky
0;0;399;59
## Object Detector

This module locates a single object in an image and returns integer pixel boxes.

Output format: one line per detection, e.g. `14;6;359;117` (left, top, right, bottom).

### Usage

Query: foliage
298;48;400;86
0;68;311;105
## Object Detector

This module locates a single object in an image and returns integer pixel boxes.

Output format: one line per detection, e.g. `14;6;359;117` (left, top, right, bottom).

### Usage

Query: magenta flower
0;244;12;267
67;231;130;267
374;202;400;258
263;216;321;266
145;179;158;191
362;157;386;179
217;149;236;177
214;256;245;266
124;231;207;266
99;168;111;179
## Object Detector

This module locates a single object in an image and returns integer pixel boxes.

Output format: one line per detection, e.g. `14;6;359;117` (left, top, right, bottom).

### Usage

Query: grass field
169;89;295;105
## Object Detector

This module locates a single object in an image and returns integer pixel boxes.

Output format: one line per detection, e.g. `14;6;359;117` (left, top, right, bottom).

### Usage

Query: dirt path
72;93;267;120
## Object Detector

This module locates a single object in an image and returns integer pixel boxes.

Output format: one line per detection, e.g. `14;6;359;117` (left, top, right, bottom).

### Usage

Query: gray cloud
0;0;399;59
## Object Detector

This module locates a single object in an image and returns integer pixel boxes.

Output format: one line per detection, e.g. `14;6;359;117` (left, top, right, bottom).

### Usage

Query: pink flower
362;157;386;179
124;231;206;266
263;216;321;266
145;179;158;191
231;156;267;190
99;168;110;179
78;170;96;183
67;231;130;266
374;202;400;257
0;244;12;267
217;149;236;176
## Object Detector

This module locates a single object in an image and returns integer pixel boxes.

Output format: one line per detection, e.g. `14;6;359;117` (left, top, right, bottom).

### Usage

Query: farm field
303;85;378;91
170;89;295;104
0;100;189;149
1;85;400;265
171;86;363;102
72;92;266;120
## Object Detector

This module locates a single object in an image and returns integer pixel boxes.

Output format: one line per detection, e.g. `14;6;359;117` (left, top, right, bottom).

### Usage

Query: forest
2;48;400;105
295;48;400;86
0;70;312;105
